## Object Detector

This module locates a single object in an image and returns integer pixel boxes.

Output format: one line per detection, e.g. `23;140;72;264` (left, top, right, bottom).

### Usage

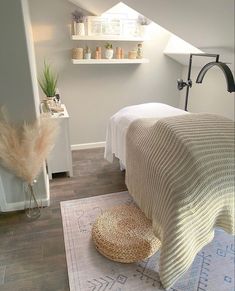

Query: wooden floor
0;148;127;291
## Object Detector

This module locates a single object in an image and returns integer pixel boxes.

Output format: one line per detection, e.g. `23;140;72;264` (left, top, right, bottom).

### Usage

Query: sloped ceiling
69;0;234;50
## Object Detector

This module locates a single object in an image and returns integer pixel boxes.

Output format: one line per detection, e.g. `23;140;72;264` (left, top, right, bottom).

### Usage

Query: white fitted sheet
104;103;188;167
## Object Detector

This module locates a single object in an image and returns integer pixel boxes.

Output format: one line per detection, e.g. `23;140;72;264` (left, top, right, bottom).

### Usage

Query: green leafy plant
105;42;113;50
84;46;91;53
38;62;58;97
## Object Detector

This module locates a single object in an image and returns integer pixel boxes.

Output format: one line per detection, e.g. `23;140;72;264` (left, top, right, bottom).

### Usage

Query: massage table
104;103;234;289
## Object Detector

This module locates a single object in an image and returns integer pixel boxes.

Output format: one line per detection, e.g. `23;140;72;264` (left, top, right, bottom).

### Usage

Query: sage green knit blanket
126;113;235;289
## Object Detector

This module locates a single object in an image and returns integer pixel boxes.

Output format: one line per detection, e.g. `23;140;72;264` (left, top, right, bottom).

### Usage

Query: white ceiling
69;0;234;50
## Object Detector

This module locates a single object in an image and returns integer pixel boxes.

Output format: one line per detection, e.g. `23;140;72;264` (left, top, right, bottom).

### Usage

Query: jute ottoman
92;205;161;263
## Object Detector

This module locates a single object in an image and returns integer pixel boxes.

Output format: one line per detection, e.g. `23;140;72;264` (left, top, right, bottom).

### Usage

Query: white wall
179;66;234;120
0;0;49;212
29;0;182;145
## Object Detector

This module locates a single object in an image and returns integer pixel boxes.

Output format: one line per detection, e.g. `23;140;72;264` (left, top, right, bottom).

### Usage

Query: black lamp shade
196;62;235;93
177;53;235;111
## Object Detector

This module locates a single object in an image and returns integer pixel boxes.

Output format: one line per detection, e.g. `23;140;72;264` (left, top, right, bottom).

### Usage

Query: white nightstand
47;104;73;179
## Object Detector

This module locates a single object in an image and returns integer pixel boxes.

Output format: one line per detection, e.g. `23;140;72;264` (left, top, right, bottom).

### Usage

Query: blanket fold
126;113;234;289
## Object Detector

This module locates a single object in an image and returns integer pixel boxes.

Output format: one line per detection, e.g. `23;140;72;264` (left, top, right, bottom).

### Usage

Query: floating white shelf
71;35;147;41
71;58;149;64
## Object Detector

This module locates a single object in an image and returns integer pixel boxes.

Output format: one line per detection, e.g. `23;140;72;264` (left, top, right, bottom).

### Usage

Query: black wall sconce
177;53;235;111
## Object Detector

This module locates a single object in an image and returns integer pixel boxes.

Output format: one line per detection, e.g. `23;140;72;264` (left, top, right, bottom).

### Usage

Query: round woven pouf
92;205;161;263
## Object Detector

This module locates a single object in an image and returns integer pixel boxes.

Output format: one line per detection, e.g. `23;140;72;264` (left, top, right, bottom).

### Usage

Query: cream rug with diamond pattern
61;191;234;291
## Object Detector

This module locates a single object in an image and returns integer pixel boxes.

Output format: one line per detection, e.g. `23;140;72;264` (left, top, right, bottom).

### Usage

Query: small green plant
38;61;58;97
105;42;113;49
84;46;91;53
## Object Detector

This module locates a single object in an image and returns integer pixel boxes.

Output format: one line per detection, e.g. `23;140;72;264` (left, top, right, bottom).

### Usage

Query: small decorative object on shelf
122;18;139;37
0;108;58;219
137;43;143;59
105;43;113;59
115;47;121;59
77;22;85;36
84;46;91;59
138;14;151;37
95;46;102;59
115;47;125;59
72;48;83;59
121;48;125;59
128;50;137;59
87;16;121;36
72;10;85;36
95;51;99;59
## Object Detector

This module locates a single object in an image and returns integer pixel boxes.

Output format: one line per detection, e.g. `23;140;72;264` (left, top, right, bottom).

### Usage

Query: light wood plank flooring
0;148;127;291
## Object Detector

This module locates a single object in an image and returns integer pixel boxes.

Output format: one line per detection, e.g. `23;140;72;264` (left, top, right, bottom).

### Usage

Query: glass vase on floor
24;180;41;219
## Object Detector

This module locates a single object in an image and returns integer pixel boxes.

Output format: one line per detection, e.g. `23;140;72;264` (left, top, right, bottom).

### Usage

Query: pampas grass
0;107;58;184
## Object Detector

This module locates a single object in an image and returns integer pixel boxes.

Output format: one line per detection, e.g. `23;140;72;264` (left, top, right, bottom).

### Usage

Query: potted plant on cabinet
104;43;113;59
72;10;85;36
38;61;58;112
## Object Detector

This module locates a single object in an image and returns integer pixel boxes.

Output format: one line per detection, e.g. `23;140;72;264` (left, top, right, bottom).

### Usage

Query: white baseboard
71;141;106;151
0;198;50;212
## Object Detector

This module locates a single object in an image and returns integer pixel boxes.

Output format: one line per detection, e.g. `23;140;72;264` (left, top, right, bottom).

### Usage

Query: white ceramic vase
105;49;114;59
84;52;91;59
76;23;85;36
139;25;148;37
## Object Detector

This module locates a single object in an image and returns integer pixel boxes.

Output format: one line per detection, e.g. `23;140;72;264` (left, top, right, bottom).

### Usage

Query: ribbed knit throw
125;113;235;289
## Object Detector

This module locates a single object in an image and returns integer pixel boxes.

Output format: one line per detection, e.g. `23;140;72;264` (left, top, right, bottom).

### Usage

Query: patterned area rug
60;192;234;291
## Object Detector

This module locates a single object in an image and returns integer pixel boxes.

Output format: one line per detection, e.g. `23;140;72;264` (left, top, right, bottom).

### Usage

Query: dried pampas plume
0;107;58;184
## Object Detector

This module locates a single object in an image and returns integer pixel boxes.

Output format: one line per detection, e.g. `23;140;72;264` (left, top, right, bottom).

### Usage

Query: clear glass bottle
24;179;41;219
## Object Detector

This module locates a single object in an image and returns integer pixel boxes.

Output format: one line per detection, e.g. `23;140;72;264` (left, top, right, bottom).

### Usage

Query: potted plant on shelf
84;46;91;59
138;15;151;37
38;61;58;112
104;43;113;59
72;10;85;36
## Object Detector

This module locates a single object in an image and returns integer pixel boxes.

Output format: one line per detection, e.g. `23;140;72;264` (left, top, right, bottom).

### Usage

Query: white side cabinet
47;105;73;179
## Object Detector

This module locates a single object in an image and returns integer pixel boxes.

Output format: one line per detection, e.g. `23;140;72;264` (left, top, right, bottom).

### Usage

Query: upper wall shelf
71;35;147;42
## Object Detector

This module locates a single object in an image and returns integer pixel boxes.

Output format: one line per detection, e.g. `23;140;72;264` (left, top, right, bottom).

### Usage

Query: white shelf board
71;35;147;41
72;58;149;64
